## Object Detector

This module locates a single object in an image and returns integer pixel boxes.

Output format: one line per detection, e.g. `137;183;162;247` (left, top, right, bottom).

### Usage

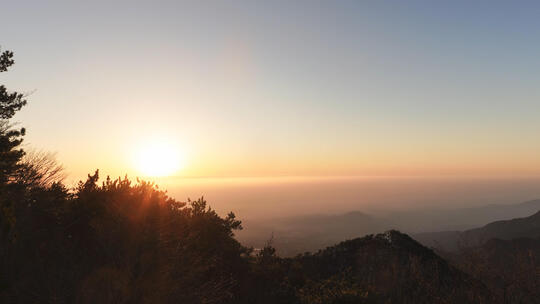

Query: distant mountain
239;199;540;256
384;199;540;233
464;210;540;241
282;230;496;303
415;210;540;251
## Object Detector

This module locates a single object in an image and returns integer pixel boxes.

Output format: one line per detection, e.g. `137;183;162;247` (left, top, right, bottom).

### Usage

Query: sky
3;1;540;182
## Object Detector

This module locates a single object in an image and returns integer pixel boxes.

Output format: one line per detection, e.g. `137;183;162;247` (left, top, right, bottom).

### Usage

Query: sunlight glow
133;141;185;177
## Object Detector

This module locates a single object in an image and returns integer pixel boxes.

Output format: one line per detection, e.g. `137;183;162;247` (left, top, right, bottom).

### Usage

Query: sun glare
134;141;184;177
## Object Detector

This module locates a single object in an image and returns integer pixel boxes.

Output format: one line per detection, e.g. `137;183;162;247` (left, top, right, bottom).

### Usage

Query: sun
133;141;185;177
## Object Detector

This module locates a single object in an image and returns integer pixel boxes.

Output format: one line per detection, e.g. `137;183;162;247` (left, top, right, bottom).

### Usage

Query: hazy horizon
152;175;540;220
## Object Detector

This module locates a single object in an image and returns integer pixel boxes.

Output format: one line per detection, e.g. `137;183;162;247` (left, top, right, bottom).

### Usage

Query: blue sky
2;1;540;179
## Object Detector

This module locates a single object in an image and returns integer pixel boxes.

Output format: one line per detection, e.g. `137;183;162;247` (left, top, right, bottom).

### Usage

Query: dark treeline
1;48;539;303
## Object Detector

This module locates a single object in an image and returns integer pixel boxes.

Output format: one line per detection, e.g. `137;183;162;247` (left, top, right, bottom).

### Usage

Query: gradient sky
3;1;540;181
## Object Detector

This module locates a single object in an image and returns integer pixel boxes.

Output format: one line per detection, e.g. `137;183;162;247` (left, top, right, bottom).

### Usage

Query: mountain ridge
268;230;497;303
415;210;540;251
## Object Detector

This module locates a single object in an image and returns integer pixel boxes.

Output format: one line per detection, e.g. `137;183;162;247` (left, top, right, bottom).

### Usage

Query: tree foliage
0;49;27;119
1;171;249;303
0;47;27;235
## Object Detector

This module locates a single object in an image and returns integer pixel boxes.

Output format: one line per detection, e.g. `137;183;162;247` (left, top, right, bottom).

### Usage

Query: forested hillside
448;237;540;303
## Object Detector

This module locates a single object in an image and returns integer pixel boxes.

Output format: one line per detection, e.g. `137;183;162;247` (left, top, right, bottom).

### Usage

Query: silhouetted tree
1;169;253;303
0;47;27;235
16;150;65;188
